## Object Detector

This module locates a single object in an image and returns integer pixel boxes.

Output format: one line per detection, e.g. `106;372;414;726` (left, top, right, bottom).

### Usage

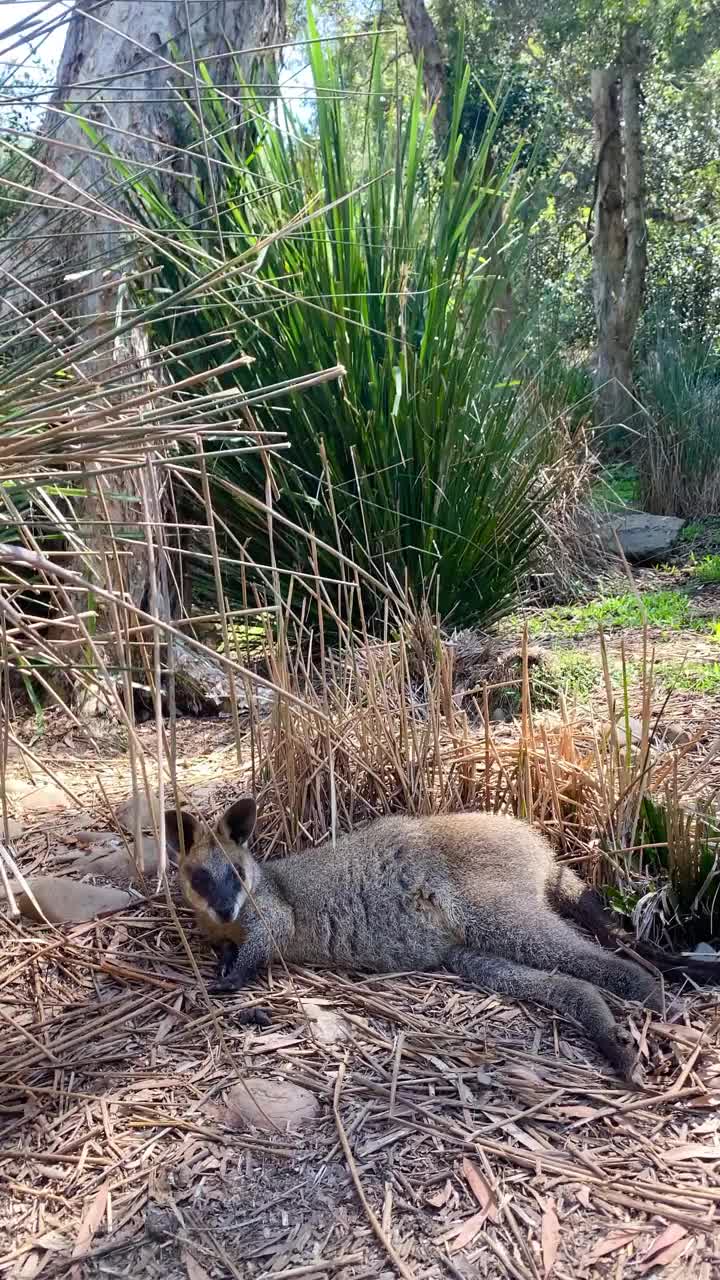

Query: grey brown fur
165;798;681;1081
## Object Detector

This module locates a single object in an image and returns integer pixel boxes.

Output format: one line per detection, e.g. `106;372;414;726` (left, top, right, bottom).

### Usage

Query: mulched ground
2;715;720;1280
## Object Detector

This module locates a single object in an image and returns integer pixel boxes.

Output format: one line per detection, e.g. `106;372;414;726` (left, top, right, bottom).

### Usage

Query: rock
15;783;72;815
2;818;23;841
615;717;691;751
116;792;161;834
662;722;692;748
12;875;132;923
75;829;115;847
299;999;351;1046
173;636;274;717
600;512;684;563
221;1078;320;1131
75;835;164;884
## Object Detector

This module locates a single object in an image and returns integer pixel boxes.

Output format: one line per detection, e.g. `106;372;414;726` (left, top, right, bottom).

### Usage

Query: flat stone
600;512;684;563
16;784;72;814
221;1078;320;1131
298;999;351;1046
13;876;132;923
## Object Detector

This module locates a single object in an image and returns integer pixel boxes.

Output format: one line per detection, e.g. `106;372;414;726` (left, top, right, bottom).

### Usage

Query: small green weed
532;650;599;708
692;554;720;583
681;521;703;543
654;660;720;695
519;590;693;638
632;795;720;946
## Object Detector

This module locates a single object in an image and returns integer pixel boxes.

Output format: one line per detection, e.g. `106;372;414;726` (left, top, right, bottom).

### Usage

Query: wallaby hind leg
467;900;662;1011
547;865;620;946
446;946;637;1080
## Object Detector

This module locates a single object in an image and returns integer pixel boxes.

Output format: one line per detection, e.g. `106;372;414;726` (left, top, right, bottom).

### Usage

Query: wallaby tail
548;864;720;984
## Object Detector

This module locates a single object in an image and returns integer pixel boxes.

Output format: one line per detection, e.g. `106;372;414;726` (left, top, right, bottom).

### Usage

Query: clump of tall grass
242;608;720;946
123;27;558;627
638;326;720;517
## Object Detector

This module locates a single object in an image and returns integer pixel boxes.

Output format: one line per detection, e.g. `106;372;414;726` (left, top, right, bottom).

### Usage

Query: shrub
638;325;720;517
124;28;557;627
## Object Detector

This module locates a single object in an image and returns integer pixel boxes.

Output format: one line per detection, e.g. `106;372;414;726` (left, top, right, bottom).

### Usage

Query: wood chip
72;1182;109;1259
461;1157;498;1223
541;1198;560;1277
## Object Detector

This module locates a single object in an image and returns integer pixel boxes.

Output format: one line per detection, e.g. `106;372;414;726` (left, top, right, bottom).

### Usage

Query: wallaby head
164;796;260;939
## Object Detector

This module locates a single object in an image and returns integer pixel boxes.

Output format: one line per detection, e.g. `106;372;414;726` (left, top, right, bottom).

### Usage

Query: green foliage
446;2;720;355
519;589;694;637
0;57;48;231
633;793;720;945
590;463;640;511
127;28;556;625
638;324;720;515
681;521;704;542
654;659;720;694
526;344;594;429
531;649;599;707
691;553;720;582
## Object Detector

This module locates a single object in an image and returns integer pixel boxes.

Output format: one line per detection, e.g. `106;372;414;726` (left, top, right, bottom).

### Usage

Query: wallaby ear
217;795;257;848
164;809;200;864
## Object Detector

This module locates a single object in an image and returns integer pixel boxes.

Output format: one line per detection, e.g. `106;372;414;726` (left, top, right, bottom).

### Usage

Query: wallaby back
264;812;555;971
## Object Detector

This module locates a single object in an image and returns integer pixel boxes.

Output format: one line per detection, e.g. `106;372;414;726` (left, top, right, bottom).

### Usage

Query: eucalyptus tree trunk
0;1;285;710
397;0;450;146
6;0;284;332
590;28;647;434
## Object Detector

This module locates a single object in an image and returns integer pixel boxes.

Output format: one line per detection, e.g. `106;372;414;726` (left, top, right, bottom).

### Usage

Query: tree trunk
591;29;647;435
1;1;285;710
6;0;284;329
396;0;449;146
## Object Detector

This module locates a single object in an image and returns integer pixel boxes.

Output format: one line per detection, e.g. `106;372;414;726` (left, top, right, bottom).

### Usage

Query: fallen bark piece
173;635;275;716
75;835;164;884
115;791;161;834
16;783;71;814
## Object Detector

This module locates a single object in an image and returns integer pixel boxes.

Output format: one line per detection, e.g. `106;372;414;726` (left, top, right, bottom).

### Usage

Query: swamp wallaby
166;797;719;1081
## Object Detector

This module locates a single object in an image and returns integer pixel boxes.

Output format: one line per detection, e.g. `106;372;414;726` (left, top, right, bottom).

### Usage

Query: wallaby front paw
217;941;240;980
237;1006;272;1028
209;976;244;995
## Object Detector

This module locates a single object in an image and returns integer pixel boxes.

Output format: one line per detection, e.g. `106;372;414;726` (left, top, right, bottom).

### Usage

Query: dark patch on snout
190;861;243;923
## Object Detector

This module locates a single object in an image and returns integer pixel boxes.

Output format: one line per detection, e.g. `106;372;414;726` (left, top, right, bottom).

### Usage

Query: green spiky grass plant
123;23;555;626
592;633;720;946
639;325;720;517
